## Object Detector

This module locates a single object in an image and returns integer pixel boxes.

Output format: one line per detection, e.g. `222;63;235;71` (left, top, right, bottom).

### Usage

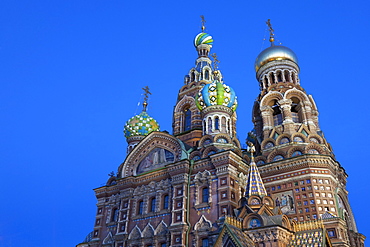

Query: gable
119;132;188;177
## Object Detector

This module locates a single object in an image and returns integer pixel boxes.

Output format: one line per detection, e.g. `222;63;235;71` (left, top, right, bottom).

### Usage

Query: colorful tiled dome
195;80;237;112
194;32;213;47
124;111;160;138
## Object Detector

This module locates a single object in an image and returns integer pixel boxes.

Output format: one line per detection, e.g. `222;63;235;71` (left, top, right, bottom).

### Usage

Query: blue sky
0;0;369;246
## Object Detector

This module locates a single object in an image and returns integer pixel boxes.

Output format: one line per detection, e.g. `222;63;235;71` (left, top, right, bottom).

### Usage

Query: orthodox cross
211;53;220;71
142;86;151;112
266;19;275;43
200;15;206;32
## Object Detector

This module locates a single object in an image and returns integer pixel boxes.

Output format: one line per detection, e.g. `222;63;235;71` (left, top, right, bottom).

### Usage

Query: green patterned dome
124;111;160;138
195;80;237;112
194;32;213;47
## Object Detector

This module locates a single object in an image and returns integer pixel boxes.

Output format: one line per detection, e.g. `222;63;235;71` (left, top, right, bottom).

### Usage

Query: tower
76;19;365;247
250;20;365;247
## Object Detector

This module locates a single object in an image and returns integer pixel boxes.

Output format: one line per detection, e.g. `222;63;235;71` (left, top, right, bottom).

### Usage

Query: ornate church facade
77;21;365;247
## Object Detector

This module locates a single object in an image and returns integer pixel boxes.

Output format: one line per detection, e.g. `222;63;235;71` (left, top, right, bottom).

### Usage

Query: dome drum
256;60;299;81
201;104;233;117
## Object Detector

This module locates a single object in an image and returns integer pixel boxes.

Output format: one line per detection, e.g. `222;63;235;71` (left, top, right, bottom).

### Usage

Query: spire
245;142;267;198
266;19;275;45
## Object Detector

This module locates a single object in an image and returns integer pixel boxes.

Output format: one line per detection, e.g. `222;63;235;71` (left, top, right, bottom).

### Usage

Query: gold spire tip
266;19;275;44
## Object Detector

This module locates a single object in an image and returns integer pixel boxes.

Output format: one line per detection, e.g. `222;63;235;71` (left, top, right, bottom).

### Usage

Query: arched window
150;197;156;212
291;97;301;123
163;195;169;209
215;117;219;130
284;70;290;82
277;70;282;82
272;101;283;126
208;117;212;132
184;108;191;131
138;201;144;215
205;70;209;80
202;187;209;203
190;72;195;82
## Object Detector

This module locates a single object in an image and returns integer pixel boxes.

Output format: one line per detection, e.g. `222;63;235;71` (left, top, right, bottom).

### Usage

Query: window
306;179;311;184
138;201;144;215
205;70;209;80
202;238;209;247
163;195;169;209
215;117;219;130
305;208;310;212
221;191;227;199
220;178;227;185
202;187;209;203
177;188;183;195
176;213;182;222
184;108;191;131
161;244;166;247
112;208;119;222
150;198;156;212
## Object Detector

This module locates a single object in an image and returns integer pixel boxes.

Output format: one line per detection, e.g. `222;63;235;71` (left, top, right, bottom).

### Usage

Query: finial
266;19;275;45
200;15;206;32
142;86;151;112
247;142;256;161
211;53;220;71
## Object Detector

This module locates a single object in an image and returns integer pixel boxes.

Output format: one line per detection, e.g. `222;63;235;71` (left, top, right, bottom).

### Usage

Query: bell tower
250;20;365;247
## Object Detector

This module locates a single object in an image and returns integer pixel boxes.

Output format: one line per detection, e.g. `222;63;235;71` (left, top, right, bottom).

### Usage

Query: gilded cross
142;86;151;111
266;19;275;43
200;15;206;32
211;53;220;71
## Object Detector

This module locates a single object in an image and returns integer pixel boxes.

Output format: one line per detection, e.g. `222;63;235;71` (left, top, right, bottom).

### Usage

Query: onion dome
255;45;298;72
124;111;160;138
195;79;237;112
194;32;213;47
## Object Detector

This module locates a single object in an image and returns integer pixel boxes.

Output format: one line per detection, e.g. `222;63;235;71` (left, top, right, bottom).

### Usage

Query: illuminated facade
76;22;365;247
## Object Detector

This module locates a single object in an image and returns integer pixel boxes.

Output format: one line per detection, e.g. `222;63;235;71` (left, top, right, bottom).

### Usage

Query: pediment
119;132;188;177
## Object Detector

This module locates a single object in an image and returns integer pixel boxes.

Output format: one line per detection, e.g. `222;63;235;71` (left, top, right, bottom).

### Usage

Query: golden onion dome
255;45;298;72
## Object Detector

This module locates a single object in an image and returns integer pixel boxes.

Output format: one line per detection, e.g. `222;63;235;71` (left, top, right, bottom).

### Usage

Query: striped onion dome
194;32;213;47
195;80;237;112
124;111;160;138
245;161;267;198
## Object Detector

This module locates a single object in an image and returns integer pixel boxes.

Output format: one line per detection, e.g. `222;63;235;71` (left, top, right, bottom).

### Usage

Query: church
76;20;365;247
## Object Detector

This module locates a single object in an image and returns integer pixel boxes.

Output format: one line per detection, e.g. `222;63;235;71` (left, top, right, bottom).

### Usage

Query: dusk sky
1;0;369;246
